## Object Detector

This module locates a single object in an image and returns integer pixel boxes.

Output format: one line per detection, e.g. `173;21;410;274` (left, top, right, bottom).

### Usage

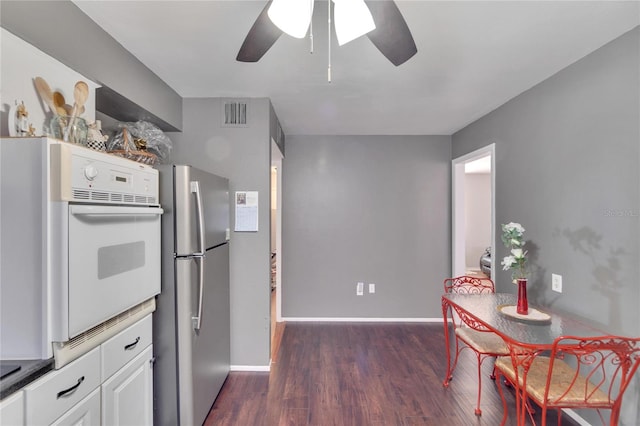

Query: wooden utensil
64;81;89;141
34;77;58;115
62;104;84;116
53;91;68;116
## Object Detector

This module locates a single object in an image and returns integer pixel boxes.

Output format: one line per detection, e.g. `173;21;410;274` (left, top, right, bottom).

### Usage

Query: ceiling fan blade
364;0;417;66
236;0;283;62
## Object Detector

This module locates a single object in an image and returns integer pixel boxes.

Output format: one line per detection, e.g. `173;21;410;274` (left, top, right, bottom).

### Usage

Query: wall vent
222;100;249;127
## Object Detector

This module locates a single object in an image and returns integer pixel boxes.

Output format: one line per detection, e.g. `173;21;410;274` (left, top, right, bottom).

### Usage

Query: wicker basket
109;128;157;165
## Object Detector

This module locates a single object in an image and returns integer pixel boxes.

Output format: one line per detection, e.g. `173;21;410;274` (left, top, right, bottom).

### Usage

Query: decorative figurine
86;120;109;151
16;101;30;136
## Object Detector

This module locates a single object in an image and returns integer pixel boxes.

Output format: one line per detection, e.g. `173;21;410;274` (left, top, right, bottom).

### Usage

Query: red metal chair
442;275;510;415
495;335;640;425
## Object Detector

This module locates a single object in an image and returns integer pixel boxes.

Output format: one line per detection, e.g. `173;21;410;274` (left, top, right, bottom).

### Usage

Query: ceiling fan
236;0;417;66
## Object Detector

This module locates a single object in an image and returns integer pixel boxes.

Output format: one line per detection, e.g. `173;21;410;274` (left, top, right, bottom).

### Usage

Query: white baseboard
563;409;591;426
282;317;442;323
230;365;270;372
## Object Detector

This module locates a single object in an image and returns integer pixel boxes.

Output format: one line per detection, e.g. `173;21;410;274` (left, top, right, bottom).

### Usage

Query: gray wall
453;27;639;425
169;98;272;367
282;135;451;318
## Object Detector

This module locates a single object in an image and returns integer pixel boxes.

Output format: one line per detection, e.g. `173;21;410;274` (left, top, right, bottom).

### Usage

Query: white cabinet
0;390;24;425
18;314;154;425
101;314;152;381
24;347;101;426
101;346;153;426
50;387;100;426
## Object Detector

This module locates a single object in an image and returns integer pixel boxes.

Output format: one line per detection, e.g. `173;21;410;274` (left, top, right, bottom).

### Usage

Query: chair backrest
544;335;640;413
443;275;495;294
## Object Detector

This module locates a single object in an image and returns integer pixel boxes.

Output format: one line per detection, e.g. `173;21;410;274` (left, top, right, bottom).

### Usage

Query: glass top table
442;293;603;348
441;293;637;426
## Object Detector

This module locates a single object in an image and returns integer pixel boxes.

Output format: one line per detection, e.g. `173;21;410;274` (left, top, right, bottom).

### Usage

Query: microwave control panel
50;141;159;205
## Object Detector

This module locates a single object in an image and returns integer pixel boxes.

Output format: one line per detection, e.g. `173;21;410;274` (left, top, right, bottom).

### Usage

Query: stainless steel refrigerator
154;165;230;425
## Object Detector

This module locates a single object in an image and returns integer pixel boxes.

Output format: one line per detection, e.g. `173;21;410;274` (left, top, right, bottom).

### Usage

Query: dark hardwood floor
204;323;581;426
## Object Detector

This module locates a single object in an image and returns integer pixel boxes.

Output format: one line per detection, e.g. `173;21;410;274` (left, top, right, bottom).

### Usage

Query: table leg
442;298;453;387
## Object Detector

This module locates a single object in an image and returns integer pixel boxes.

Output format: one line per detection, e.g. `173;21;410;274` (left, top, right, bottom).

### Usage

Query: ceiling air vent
222;100;249;127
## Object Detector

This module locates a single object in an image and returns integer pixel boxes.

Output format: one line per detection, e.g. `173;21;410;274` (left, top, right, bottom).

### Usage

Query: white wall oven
0;138;161;365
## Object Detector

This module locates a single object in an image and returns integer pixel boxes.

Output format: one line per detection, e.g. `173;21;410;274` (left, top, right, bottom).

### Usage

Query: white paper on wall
234;191;258;232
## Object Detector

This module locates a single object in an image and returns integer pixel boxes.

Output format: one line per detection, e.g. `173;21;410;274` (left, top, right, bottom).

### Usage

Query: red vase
516;278;529;315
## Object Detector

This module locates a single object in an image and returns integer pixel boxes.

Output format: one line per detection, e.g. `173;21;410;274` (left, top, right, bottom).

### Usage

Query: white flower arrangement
500;222;527;282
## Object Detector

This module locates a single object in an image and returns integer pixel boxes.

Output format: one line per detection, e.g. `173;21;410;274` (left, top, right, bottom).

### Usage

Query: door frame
451;144;495;279
271;139;283;321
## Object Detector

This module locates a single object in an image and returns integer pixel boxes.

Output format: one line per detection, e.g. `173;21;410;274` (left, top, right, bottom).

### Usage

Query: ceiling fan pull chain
309;0;314;54
327;0;332;83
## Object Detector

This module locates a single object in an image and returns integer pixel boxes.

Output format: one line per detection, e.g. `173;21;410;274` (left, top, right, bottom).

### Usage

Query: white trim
452;161;466;277
562;409;591;426
452;143;496;279
270;139;283;323
230;365;271;372
282;317;441;323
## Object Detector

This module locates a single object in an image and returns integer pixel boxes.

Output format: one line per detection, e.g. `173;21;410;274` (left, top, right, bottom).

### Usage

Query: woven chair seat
495;356;610;406
456;327;510;355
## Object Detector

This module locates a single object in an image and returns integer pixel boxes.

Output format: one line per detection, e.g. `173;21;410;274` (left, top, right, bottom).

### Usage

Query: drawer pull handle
124;337;141;351
57;376;84;399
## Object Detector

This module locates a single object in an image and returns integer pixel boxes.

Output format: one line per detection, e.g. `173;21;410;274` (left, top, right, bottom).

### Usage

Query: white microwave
0;138;162;360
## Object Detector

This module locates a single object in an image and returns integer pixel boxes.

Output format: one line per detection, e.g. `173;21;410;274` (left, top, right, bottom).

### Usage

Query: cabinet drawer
0;391;24;426
24;347;100;426
50;387;100;426
101;314;152;381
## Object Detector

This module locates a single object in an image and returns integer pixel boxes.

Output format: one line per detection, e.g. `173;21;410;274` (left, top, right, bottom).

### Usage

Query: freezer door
175;243;230;426
174;165;229;256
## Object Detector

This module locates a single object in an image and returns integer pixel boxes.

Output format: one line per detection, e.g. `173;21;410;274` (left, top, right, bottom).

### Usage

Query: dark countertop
0;358;54;400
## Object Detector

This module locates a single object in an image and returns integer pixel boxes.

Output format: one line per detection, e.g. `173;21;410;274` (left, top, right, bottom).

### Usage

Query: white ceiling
73;1;639;136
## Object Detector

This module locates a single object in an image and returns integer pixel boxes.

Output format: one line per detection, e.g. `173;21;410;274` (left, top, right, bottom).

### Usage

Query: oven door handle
70;206;164;216
190;181;206;256
192;255;205;332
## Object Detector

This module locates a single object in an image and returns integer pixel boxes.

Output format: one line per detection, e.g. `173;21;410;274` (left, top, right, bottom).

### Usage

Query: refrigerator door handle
192;255;205;331
190;181;206;255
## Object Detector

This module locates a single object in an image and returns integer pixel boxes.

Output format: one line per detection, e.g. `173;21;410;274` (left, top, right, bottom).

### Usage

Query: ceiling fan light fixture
333;0;376;46
268;0;314;39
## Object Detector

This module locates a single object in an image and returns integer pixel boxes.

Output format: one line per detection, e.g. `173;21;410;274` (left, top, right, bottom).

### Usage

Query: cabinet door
51;387;100;426
102;345;153;426
0;391;24;426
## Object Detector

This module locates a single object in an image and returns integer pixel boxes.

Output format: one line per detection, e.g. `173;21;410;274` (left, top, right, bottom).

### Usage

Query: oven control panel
50;141;159;205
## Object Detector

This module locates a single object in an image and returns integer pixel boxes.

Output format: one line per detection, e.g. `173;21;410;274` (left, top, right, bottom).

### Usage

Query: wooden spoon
53;91;68;116
64;81;89;141
34;77;58;115
63;104;84;116
72;81;89;114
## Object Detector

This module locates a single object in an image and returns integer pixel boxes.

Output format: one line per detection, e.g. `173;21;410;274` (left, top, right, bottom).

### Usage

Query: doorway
270;139;284;362
452;144;495;279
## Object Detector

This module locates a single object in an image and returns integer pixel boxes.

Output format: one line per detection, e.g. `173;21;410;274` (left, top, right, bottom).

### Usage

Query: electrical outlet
369;283;375;294
552;274;562;293
357;282;364;296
